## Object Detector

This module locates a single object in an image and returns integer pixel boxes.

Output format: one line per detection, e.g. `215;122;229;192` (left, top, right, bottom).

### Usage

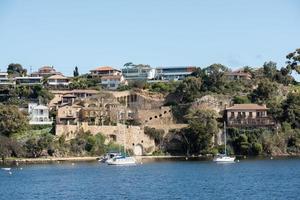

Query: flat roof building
155;66;197;81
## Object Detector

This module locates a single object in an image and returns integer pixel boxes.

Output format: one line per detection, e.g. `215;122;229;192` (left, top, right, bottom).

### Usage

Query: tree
282;93;300;128
73;66;79;77
175;76;202;102
144;127;164;146
7;63;27;77
0;104;28;137
184;109;219;154
201;64;228;92
250;79;278;103
263;61;277;81
233;96;251;104
286;48;300;74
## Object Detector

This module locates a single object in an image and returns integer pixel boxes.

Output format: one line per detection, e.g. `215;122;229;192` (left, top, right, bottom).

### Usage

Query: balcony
227;117;275;127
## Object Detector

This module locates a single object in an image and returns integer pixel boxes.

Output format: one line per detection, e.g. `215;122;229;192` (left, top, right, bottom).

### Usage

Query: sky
0;0;299;76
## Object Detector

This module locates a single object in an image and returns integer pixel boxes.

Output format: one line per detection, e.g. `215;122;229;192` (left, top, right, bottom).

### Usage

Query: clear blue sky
0;0;299;76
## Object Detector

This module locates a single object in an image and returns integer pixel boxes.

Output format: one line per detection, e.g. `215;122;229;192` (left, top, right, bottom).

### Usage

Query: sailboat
107;122;136;165
213;121;235;163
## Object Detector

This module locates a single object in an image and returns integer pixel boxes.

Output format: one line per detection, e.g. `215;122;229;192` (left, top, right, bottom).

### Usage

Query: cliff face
191;94;232;115
56;123;155;156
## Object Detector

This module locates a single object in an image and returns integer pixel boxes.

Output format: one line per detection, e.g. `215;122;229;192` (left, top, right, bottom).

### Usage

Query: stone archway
133;144;143;156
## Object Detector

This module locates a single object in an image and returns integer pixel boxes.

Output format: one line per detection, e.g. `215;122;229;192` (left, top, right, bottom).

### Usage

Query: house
28;103;52;125
90;66;121;79
49;89;100;109
155;66;197;81
121;65;156;80
15;77;42;85
79;106;108;125
56;104;82;125
226;104;275;127
61;94;76;105
71;89;100;99
31;66;62;78
47;74;71;88
225;70;252;80
0;72;15;86
100;75;127;90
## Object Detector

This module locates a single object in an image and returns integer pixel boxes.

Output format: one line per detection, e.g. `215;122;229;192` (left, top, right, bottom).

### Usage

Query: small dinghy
1;168;11;171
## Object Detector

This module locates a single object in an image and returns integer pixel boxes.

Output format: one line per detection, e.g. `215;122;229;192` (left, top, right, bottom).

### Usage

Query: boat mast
224;121;227;156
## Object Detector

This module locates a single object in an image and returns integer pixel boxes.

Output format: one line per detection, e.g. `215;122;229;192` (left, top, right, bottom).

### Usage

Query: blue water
1;158;300;200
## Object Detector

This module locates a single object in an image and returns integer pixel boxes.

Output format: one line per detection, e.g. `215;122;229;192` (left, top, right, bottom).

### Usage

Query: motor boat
213;154;235;162
99;152;122;163
106;155;136;165
1;168;11;171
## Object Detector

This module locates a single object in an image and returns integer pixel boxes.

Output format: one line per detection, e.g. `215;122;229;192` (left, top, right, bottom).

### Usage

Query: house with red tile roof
90;66;121;78
226;104;275;127
225;69;252;80
31;66;62;78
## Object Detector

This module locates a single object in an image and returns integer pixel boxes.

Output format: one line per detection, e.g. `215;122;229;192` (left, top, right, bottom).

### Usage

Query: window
230;112;234;118
238;112;242;117
257;112;260;117
249;112;253;118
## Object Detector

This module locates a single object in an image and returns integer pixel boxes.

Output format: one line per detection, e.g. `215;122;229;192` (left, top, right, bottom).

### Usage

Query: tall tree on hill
250;79;278;103
0;104;28;137
286;48;300;74
263;61;277;81
175;76;202;103
73;66;79;77
7;63;27;77
201;63;228;93
282;93;300;128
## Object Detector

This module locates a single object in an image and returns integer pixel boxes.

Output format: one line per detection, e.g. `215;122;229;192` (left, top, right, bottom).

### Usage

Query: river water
1;158;300;200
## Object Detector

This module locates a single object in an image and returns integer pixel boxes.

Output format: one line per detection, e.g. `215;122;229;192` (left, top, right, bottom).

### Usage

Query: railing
227;117;275;127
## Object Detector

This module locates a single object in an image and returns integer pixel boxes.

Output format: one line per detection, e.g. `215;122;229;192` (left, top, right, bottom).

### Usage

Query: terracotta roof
48;75;69;80
90;66;120;72
226;104;268;110
39;66;54;70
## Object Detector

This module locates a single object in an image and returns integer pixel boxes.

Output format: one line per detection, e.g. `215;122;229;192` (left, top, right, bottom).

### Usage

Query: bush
252;143;263;155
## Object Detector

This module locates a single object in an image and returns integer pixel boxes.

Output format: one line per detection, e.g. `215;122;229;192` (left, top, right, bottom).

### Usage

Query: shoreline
2;154;300;165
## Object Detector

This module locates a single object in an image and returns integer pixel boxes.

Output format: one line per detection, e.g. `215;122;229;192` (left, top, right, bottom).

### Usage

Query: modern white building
0;72;15;86
28;103;52;125
122;65;156;80
15;77;42;85
155;66;197;81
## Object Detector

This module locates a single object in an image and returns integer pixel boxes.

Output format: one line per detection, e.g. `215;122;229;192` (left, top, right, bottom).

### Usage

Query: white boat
100;152;122;163
213;122;235;163
106;156;136;165
213;155;235;162
106;116;136;166
1;168;11;171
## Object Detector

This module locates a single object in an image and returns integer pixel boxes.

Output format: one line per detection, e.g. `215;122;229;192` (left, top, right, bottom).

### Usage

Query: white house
100;75;127;90
121;65;156;80
28;103;52;125
47;74;71;88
